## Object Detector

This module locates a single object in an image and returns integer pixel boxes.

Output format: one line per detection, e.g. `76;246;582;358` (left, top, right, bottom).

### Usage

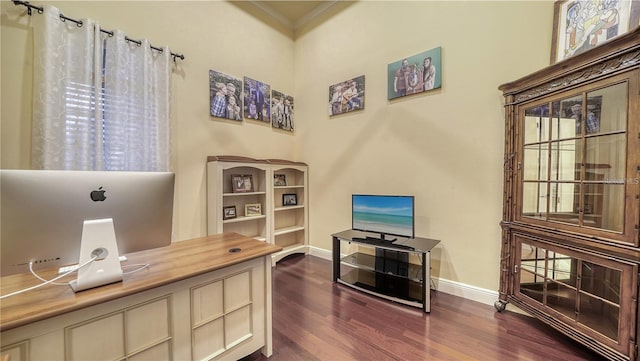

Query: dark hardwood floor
242;254;605;361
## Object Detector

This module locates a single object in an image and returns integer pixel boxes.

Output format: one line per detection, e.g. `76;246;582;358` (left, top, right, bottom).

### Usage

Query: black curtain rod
12;0;185;62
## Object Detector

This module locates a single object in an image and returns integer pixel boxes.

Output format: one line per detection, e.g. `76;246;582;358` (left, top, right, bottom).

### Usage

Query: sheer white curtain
32;5;171;171
102;30;171;171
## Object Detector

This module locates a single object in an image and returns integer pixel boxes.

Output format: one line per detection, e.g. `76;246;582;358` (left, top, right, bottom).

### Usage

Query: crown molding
294;1;338;30
248;0;294;29
248;1;339;32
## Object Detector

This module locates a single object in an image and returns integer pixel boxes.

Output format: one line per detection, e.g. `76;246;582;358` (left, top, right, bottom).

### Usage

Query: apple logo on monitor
90;187;107;202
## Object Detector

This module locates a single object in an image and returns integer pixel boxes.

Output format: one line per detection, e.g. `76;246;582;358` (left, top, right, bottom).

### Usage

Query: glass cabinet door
515;236;634;353
518;77;635;245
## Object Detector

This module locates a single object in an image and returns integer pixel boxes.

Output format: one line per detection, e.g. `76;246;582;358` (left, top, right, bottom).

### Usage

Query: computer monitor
1;169;175;277
352;194;415;240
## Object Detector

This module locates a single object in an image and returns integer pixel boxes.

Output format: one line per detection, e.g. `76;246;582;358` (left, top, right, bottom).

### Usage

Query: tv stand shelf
332;229;440;312
341;252;423;281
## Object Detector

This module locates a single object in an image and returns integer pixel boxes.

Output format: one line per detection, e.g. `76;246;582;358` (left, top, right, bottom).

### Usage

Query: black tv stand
332;229;440;312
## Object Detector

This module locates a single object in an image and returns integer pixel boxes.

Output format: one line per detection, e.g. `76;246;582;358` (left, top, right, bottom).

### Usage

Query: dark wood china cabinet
497;28;640;361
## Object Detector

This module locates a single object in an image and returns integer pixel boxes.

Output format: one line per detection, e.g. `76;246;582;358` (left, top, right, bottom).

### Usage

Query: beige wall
293;1;553;290
1;1;297;242
1;1;555;291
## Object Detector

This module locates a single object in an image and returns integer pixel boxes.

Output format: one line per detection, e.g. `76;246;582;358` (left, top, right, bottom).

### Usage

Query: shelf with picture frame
271;165;308;264
274;204;304;212
207;157;269;242
207;156;308;264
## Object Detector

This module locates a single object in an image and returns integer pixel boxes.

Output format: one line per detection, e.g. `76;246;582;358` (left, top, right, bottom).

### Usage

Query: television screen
352;194;414;239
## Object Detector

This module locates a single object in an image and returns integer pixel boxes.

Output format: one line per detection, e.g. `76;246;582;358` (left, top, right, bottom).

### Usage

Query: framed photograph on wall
271;90;294;132
283;193;297;206
387;47;441;100
223;205;237;220
231;174;254;193
328;75;365;116
209;70;242;121
551;0;640;63
274;174;287;186
243;77;271;122
245;203;262;216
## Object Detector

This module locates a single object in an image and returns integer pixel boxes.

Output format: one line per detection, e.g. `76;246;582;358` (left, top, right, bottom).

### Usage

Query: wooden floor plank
242;255;605;361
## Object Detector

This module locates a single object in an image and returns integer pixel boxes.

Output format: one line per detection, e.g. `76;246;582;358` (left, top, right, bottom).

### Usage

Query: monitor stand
69;218;123;292
368;235;397;242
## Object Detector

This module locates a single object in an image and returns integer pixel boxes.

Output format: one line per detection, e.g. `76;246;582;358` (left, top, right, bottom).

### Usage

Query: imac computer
1;169;175;291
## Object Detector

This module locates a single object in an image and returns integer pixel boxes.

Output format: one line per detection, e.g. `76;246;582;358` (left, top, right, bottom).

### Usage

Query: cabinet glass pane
522;182;547;218
579;294;619;341
519;242;546;303
586;82;627;135
584;134;626;181
520;243;545;276
584;183;624;232
546;251;576;287
548;183;579;225
519;80;630;238
520;270;544;303
550;139;581;181
523;145;548;180
580;261;620;304
582;182;602;228
552;96;581;139
524;105;549;144
547;280;577;320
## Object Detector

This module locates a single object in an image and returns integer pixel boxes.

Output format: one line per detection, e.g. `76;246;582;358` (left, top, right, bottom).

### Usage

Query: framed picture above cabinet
550;0;640;63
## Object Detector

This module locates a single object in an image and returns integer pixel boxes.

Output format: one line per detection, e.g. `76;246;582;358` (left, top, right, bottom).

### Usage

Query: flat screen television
352;194;414;240
1;169;175;277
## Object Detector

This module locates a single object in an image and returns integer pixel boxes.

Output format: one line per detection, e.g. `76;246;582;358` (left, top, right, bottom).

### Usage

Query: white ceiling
250;1;339;30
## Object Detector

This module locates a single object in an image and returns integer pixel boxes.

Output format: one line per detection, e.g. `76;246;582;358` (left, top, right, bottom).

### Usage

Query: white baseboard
308;245;332;260
307;246;499;307
433;278;498;306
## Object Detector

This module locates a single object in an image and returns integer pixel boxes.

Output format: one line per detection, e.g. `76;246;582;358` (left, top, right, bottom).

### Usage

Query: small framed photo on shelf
223;205;237;220
283;193;297;206
274;174;287;186
231;174;254;193
245;203;262;216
